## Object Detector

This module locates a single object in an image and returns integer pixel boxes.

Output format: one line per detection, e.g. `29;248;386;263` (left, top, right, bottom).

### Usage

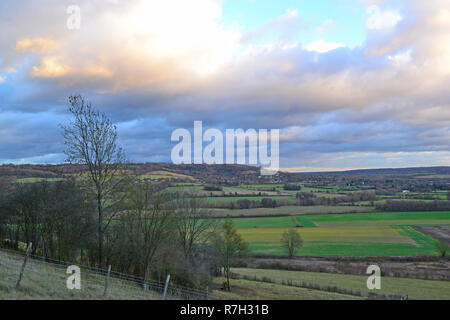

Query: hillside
0;163;292;185
301;166;450;177
0;249;210;300
1;163;449;186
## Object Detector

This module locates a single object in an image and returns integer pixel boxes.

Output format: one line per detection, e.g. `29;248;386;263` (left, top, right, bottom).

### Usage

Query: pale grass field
211;277;362;300
232;268;450;300
238;225;414;244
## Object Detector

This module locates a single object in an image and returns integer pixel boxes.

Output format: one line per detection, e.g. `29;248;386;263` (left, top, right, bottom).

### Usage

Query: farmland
1;164;449;300
229;211;450;257
3;164;450;259
209;205;374;217
221;212;450;256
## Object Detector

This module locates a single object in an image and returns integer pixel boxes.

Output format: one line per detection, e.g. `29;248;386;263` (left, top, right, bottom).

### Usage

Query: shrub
435;241;449;257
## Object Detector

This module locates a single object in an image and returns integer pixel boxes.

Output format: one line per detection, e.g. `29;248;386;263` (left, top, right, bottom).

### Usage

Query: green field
230;211;450;257
305;211;450;224
231;216;296;228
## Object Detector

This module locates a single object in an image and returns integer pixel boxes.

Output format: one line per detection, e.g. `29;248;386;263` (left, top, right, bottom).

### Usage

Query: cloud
16;37;60;53
1;0;241;87
387;49;412;66
32;56;71;78
304;40;345;53
240;9;301;45
366;5;402;30
0;0;449;170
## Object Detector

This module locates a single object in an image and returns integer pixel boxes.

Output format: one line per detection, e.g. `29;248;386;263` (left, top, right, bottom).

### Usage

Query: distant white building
402;190;410;193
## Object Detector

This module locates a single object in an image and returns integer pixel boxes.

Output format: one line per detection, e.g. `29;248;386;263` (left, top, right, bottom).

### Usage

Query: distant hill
297;166;450;176
0;162;291;185
1;163;449;186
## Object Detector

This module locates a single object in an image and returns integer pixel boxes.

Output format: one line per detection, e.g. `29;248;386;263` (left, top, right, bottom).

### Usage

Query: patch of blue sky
220;0;368;47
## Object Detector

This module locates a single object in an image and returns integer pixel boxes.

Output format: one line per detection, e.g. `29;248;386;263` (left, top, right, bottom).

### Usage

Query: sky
0;0;449;172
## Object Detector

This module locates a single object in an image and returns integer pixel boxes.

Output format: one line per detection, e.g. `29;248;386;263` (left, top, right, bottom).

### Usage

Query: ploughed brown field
414;226;450;245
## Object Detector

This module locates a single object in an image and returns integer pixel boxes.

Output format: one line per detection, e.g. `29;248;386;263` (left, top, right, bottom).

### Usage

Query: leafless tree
60;95;127;265
120;181;175;280
174;196;217;263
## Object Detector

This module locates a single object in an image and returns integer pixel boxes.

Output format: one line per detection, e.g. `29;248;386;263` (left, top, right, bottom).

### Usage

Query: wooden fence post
16;242;32;290
161;274;171;300
103;265;111;297
42;240;45;262
39;237;45;262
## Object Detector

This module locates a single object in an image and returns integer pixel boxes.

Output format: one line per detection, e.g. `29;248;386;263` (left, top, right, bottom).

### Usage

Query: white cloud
304;40;345;53
388;49;412;66
366;5;402;30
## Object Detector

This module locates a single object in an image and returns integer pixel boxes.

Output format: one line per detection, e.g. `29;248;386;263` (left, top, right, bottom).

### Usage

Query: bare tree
281;229;303;258
60;95;126;265
120;181;175;280
4;180;94;261
174;196;217;263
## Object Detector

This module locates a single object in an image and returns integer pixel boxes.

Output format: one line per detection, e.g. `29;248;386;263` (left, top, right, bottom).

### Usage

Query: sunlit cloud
16;37;60;53
32;56;71;78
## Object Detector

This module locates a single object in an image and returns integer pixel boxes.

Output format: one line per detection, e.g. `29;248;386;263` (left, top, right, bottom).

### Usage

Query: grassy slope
232;268;450;300
0;251;160;300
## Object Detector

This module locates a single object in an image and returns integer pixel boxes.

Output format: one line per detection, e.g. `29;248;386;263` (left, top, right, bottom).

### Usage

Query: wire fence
0;247;219;300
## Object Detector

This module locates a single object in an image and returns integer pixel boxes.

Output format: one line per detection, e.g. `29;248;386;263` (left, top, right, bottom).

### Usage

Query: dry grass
0;251;161;300
232;268;450;300
211;277;361;300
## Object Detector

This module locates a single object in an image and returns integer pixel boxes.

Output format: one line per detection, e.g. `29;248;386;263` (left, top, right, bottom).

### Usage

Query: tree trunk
98;194;103;267
225;267;231;291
